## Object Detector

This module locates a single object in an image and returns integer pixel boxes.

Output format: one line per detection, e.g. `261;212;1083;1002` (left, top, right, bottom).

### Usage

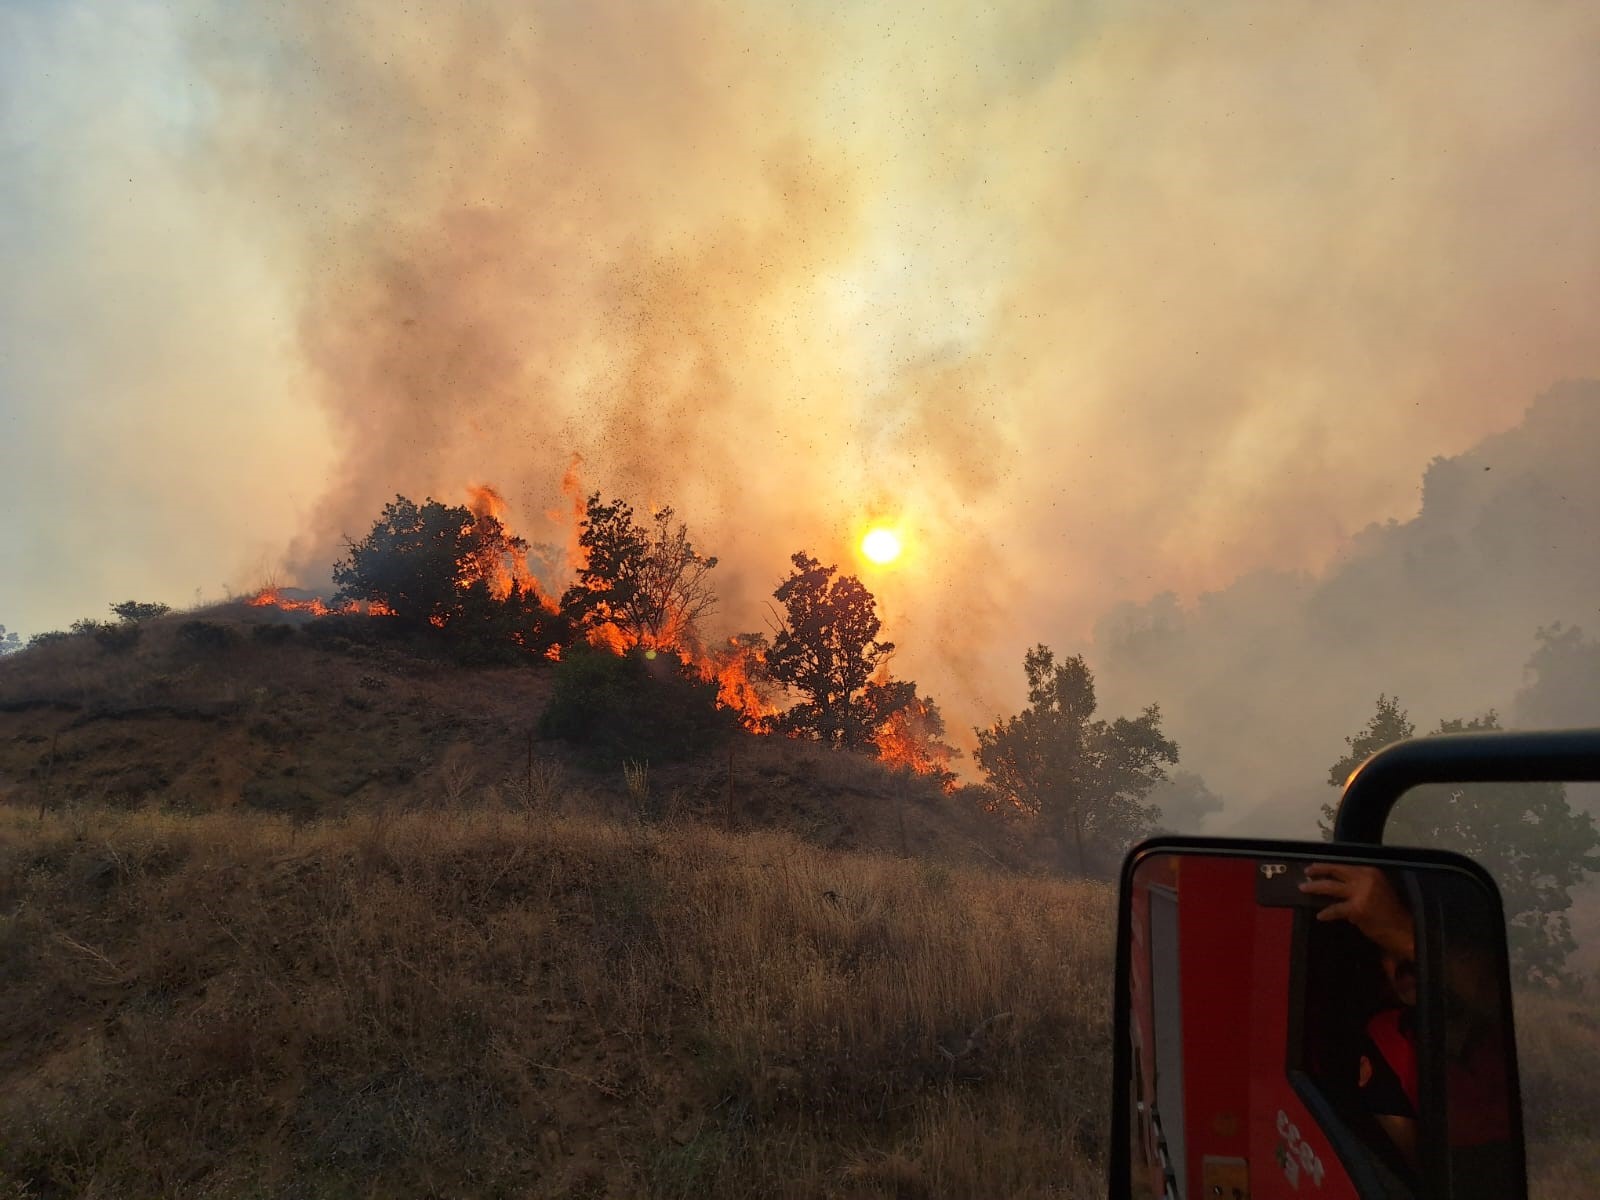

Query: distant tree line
1323;694;1600;984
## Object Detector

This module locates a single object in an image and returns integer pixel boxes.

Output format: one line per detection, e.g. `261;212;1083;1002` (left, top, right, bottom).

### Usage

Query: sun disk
861;527;902;565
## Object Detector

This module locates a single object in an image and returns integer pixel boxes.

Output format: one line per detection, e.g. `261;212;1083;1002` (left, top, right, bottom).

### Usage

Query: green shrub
539;647;736;767
447;581;572;666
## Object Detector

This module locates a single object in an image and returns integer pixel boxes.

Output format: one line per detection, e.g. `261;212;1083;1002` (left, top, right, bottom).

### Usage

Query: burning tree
872;685;961;789
332;495;559;646
975;645;1177;875
698;632;779;731
561;493;719;652
766;551;906;750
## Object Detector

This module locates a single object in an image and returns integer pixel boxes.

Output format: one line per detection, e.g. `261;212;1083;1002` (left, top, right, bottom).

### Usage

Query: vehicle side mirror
1110;839;1525;1200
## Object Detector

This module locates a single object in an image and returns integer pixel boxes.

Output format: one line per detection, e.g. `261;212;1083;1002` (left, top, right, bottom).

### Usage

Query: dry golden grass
0;802;1112;1199
3;622;1595;1197
1516;988;1600;1196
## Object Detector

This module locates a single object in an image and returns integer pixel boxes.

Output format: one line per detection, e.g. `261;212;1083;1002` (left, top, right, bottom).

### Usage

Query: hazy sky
4;0;1598;820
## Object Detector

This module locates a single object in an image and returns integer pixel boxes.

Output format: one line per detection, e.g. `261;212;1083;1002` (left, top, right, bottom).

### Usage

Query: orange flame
586;622;630;655
464;484;557;612
247;588;394;618
869;666;959;788
691;636;778;731
550;454;588;577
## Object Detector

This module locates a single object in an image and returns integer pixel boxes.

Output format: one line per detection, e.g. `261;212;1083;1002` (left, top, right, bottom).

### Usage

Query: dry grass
1517;988;1600;1195
0;802;1112;1199
3;627;1595;1196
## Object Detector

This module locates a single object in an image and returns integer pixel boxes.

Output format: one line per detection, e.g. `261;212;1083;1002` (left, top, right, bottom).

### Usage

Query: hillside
0;803;1112;1198
0;606;1019;871
2;615;1598;1198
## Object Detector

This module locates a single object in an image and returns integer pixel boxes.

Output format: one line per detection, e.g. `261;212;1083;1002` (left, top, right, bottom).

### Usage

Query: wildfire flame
248;477;939;765
873;700;959;789
551;454;588;577
869;664;959;789
464;483;557;611
692;636;778;731
247;587;394;618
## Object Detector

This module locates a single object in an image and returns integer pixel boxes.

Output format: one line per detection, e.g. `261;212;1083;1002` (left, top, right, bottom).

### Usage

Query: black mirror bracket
1332;727;1600;844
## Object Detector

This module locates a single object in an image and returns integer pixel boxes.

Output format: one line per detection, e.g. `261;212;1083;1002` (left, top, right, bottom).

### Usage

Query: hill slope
0;607;1017;870
0;611;1024;876
3;613;1598;1198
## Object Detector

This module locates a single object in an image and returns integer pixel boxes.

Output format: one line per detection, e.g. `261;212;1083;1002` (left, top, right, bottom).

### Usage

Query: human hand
1300;864;1416;961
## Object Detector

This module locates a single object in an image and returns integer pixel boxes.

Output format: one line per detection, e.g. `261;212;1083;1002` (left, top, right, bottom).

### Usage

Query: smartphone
1254;859;1336;909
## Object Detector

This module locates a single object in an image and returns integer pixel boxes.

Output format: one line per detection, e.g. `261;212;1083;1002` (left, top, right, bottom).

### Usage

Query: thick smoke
1093;385;1600;834
3;1;1599;785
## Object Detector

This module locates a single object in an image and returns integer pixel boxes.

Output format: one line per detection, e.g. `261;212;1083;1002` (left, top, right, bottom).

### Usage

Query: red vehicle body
1128;856;1359;1200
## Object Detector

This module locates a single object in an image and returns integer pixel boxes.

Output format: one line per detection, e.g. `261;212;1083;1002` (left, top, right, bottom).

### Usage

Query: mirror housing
1110;838;1525;1200
1108;727;1600;1198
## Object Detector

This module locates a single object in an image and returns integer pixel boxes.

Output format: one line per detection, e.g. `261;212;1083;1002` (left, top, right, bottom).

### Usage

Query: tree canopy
560;493;718;652
1148;771;1224;835
1325;696;1600;984
0;625;18;656
1516;622;1600;728
332;495;533;630
765;552;905;749
975;646;1178;874
111;601;171;624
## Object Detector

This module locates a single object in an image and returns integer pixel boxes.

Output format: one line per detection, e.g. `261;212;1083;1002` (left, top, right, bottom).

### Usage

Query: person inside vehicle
1300;864;1513;1195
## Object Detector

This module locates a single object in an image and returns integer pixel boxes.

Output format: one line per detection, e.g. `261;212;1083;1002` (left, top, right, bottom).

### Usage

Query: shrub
71;620;141;653
176;620;240;653
250;623;296;646
539;647;737;767
111;600;171;624
303;613;394;650
447;580;571;665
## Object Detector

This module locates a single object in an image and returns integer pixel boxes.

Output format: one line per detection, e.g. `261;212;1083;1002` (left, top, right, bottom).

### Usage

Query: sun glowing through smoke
861;527;902;565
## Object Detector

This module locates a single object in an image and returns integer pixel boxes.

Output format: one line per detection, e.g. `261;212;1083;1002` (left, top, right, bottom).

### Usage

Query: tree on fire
765;552;908;749
975;646;1178;875
1323;696;1600;984
333;496;555;644
561;493;718;651
873;688;961;789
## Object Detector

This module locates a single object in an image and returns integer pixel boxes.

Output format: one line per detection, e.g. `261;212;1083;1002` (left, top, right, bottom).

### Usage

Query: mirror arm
1333;727;1600;843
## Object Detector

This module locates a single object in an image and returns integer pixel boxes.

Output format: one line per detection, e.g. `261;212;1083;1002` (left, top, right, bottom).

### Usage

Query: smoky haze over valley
3;1;1599;830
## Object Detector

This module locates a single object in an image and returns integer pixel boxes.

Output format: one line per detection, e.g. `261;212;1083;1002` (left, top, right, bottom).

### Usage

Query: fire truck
1128;853;1397;1199
1114;728;1587;1200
